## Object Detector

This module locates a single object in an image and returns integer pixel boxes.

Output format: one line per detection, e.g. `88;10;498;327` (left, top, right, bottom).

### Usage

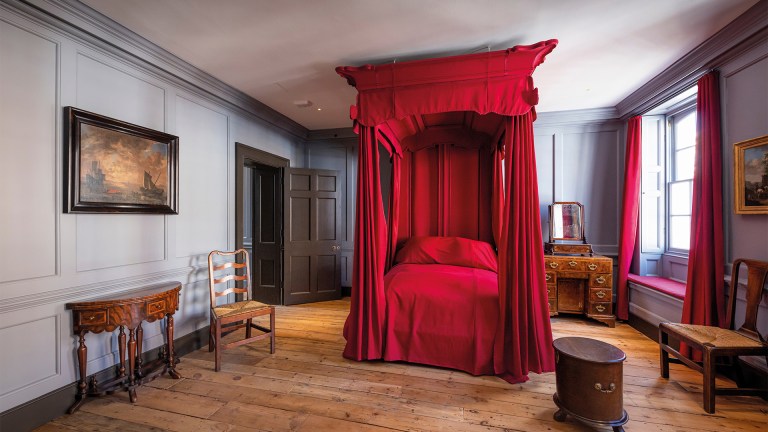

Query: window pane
669;181;692;216
675;147;695;180
674;112;696;149
669;215;691;250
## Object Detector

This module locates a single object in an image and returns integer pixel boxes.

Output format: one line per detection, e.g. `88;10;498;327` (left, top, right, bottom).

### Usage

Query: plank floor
38;299;767;431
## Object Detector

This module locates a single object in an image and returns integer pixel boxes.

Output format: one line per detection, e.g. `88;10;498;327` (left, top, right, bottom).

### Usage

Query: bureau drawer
546;284;556;299
589;287;612;302
548;298;557;315
77;309;107;326
587;302;612;316
585;260;612;273
545;271;557;284
590;273;612;288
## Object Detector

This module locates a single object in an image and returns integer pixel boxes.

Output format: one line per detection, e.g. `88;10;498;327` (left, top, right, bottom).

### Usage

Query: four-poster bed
337;39;558;383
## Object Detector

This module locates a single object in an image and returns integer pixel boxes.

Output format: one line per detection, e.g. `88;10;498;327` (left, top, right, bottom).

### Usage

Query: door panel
284;168;342;305
250;164;282;305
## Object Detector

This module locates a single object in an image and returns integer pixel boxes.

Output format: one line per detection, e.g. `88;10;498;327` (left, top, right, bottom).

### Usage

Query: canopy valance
336;39;557;127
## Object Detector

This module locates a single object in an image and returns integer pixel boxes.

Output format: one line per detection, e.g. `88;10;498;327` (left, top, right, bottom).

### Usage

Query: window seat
627;274;686;300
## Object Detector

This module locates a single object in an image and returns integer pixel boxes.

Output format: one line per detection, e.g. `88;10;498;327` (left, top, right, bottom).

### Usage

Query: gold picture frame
734;134;768;214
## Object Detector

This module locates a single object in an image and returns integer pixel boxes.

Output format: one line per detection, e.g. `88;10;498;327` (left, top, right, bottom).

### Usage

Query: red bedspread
383;263;499;375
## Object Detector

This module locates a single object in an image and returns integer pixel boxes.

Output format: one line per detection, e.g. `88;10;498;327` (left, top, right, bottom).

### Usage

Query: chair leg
270;308;275;354
208;316;214;352
214;320;222;372
703;348;716;414
246;318;252;339
659;327;670;379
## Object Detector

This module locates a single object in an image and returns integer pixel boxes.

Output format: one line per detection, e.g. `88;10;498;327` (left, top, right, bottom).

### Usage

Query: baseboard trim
0;326;210;432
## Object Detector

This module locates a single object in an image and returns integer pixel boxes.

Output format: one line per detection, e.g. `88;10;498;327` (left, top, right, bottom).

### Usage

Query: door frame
235;143;289;303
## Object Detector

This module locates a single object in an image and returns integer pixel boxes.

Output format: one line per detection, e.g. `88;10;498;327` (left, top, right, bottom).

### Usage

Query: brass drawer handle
547;288;551;295
594;383;616;393
549;262;559;269
545;274;552;281
588;264;598;271
87;315;96;320
596;291;606;299
568;261;577;267
595;304;606;313
595;276;606;284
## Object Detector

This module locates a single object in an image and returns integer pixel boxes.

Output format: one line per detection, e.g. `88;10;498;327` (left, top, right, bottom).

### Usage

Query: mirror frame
549;201;585;242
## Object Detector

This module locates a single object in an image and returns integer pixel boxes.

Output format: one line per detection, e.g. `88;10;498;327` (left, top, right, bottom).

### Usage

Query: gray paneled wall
0;2;303;412
535;116;625;257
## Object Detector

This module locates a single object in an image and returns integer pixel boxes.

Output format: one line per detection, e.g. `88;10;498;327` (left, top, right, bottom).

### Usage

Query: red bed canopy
338;39;557;383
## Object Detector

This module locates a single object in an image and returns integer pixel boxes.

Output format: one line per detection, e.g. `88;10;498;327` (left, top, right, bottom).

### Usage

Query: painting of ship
139;171;165;201
66;107;177;213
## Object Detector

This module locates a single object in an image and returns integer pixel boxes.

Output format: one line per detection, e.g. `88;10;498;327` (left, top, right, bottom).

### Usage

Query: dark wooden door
249;164;282;305
283;168;342;305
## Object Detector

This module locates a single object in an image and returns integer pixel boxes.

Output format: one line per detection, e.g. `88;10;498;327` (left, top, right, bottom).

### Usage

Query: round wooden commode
552;337;628;432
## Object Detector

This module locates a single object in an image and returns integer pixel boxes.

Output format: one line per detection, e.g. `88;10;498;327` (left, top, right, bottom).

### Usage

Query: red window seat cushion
627;274;686;300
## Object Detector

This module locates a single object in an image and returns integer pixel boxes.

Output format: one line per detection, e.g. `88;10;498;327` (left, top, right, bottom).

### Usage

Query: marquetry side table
553;337;628;431
65;281;182;413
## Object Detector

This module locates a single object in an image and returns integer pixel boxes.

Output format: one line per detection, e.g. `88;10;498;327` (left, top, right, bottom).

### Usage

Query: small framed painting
734;134;768;215
64;107;179;214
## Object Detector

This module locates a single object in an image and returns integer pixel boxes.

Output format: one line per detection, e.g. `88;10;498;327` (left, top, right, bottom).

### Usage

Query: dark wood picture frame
64;107;179;214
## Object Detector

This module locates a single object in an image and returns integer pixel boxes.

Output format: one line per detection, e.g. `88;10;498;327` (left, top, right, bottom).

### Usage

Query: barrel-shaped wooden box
553;337;628;431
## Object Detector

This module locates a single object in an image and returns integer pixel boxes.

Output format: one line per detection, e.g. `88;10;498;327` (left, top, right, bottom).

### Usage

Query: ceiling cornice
8;0;309;139
616;0;768;119
535;107;619;127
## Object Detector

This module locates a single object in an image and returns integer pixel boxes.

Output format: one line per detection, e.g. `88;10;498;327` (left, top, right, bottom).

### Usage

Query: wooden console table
65;281;182;413
544;255;615;327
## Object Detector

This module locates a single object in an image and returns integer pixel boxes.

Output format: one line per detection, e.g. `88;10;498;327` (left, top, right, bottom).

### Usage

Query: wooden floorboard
39;299;767;431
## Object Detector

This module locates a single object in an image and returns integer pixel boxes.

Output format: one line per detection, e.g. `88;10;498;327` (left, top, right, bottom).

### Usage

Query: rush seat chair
659;259;768;413
208;249;275;371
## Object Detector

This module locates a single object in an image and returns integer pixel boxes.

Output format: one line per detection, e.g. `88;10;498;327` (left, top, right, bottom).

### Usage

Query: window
638;88;697;278
666;108;696;252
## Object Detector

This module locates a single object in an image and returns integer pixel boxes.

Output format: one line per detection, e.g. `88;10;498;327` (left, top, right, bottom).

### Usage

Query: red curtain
493;111;555;383
616;116;642;320
491;145;505;247
343;125;388;360
386;153;402;271
680;72;725;359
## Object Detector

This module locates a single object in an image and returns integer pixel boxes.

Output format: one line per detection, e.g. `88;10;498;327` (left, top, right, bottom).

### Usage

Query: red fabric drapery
343;125;388;360
494;112;555;382
492;144;505;247
616;116;642;320
385;153;402;271
680;71;726;359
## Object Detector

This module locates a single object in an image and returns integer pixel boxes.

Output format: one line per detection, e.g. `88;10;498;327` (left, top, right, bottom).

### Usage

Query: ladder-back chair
208;249;275;371
659;258;768;413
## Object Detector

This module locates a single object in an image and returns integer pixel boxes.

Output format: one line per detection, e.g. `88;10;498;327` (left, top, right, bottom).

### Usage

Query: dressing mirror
546;202;593;255
550;202;584;241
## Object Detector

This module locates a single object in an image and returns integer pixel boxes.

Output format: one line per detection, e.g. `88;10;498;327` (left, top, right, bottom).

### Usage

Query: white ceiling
81;0;758;131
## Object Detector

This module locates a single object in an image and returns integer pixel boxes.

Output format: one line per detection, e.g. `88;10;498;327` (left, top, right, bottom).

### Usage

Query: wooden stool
553;337;628;432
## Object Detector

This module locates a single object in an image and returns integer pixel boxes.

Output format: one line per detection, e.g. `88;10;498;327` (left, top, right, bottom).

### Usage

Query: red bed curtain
343;125;388;360
680;71;725;359
494;112;555;382
616;116;642;320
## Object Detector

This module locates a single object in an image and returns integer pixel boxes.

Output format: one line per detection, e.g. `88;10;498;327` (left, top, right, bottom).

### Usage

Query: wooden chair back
208;249;252;309
727;258;768;343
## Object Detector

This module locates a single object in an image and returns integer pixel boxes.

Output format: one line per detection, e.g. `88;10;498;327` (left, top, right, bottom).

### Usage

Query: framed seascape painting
64;107;179;214
734;134;768;215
